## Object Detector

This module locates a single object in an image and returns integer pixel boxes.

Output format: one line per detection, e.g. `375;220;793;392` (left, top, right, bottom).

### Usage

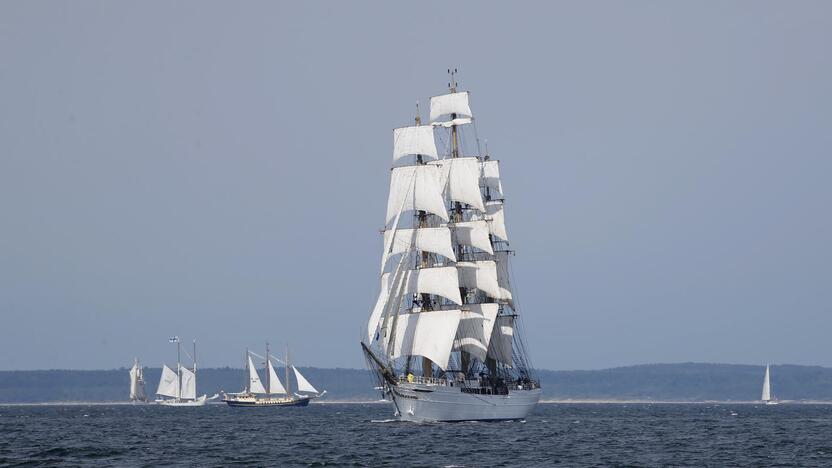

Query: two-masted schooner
128;357;148;403
155;337;216;406
361;72;541;422
223;344;325;407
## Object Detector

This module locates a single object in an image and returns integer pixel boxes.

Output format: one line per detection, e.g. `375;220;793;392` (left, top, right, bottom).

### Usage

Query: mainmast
176;337;181;401
266;342;271;397
285;344;292;396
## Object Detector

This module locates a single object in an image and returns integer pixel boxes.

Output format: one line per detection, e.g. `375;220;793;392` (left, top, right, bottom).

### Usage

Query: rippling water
2;403;831;466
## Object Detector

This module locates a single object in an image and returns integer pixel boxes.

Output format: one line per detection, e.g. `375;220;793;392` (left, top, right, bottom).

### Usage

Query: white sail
248;356;267;394
451;220;493;254
393;125;437;163
457;260;503;300
494;250;514;307
405;266;463;305
156;364;179;398
453;303;500;362
482;160;504;199
179;366;196;400
430;157;486;212
761;365;772;401
268;360;287;394
129;361;140;400
386;165;448;226
487;315;514;366
391;310;463;370
292;366;319;394
429;91;472;122
485;200;508;241
381;227;456;272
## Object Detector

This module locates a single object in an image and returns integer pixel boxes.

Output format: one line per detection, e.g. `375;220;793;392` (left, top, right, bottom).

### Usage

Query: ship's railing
398;374;448;386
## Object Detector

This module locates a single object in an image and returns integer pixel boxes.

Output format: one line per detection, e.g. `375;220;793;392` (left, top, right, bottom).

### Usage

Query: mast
414;100;435;379
266;342;271;397
176;337;181;401
285;344;292;397
245;347;250;393
448;68;473;378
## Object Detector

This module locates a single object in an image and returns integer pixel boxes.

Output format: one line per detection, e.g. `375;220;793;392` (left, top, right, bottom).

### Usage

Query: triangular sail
156;364;179;398
179;366;196;400
248;356;267;394
268;360;287;394
292;366;319;394
761;365;772;401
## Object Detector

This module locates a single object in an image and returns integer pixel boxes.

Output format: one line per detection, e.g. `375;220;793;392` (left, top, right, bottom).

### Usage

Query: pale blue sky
1;1;830;370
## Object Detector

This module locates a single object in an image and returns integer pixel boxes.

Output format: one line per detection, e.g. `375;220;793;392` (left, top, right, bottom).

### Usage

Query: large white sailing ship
361;71;541;422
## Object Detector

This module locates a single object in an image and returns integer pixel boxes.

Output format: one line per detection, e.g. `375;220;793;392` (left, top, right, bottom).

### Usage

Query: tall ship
155;337;216;406
761;364;778;405
128;357;148;403
223;344;325;407
361;71;541;422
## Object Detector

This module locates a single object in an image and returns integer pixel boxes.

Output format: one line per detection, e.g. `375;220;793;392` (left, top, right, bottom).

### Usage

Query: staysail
267;360;287;394
248;356;267;394
292;366;320;394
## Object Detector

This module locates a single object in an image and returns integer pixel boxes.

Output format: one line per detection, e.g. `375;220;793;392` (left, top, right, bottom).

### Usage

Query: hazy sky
1;1;830;371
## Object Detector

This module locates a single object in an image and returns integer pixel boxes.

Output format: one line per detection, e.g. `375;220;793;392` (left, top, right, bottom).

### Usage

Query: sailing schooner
361;71;541;422
128;357;148;403
223;344;325;407
155;336;217;406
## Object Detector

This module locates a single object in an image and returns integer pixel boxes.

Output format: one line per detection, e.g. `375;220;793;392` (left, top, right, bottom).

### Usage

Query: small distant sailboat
129;357;148;403
761;364;778;405
155;337;217;407
223;344;325;407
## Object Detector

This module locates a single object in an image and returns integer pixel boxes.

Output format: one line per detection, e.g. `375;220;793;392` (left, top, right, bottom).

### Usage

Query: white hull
156;394;216;407
390;383;541;422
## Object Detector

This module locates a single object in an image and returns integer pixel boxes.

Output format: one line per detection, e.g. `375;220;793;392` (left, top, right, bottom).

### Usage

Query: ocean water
1;403;831;466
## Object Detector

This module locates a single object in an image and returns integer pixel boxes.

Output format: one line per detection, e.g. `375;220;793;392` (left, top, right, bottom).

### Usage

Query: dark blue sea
2;403;831;466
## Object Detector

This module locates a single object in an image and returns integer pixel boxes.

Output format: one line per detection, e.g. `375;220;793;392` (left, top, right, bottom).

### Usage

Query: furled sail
761;365;772;401
292;366;319;394
381;227;456;272
393;125;437;164
494;250;514;307
386;165;448;226
451;220;494;255
430;91;472;122
404;266;463;305
248;356;267;394
457;260;503;300
267;360;287;394
487;315;514;366
453;303;500;362
390;310;463;370
156;364;179;398
481;160;504;200
430;157;486;212
431;117;472;128
179;366;196;400
485;200;508;241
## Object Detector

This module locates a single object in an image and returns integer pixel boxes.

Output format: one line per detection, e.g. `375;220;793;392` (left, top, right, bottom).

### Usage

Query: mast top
415;101;422;126
448;68;459;93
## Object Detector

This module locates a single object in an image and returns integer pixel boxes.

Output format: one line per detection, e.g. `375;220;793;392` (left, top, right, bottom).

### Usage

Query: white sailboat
155;337;217;406
761;364;778;405
223;344;325;407
361;71;541;422
128;357;148;403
